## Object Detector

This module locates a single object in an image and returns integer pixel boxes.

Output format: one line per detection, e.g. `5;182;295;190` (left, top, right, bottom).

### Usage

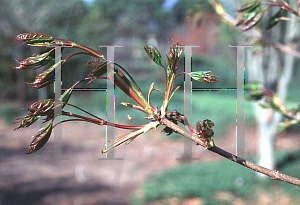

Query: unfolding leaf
235;0;265;32
28;40;72;47
236;6;259;26
102;122;158;153
13;48;55;70
165;41;182;77
196;119;215;149
15;33;53;42
86;58;107;68
144;44;164;67
59;88;73;109
102;130;140;153
196;119;215;139
28;99;54;115
14;115;42;130
87;59;108;83
237;8;264;31
236;0;261;13
14;99;55;130
27;60;64;89
15;33;73;47
26;121;53;154
15;33;54;46
266;9;282;29
109;66;151;114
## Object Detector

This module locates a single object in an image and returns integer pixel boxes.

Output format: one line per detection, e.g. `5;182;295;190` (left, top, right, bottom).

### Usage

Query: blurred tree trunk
244;1;299;177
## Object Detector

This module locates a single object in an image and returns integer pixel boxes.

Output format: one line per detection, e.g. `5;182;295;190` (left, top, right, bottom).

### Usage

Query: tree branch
160;117;300;187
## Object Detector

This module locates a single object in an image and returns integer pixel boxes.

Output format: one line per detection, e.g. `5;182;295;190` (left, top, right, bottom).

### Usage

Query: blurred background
1;0;300;204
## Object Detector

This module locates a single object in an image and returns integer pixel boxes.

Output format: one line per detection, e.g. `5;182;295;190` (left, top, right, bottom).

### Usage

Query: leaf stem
56;111;145;130
276;16;300;23
64;52;98;62
73;44;104;59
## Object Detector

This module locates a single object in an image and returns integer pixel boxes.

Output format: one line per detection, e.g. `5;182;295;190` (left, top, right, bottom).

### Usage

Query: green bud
196;119;215;138
190;71;222;83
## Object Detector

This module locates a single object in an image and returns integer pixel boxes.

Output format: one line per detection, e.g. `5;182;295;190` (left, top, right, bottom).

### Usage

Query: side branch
160;117;300;187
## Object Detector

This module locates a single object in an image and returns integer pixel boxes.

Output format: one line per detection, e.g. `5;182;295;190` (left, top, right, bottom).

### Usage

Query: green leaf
266;9;282;30
14;115;42;130
28;99;54;115
87;59;108;83
144;44;164;67
26;121;53;154
14;99;55;130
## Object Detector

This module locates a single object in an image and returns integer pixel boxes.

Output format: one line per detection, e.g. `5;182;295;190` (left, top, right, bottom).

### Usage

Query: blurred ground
1;110;300;205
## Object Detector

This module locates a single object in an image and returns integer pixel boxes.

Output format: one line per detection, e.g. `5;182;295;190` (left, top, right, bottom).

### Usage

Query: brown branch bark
160;117;300;187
